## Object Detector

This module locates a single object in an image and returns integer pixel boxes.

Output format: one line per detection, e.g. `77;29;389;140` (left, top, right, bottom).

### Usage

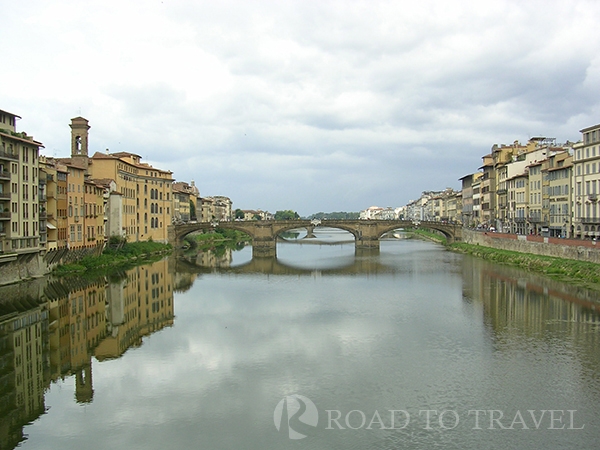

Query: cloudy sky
2;0;599;216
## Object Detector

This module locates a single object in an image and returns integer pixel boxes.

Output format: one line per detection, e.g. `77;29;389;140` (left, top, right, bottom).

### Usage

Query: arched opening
276;225;356;267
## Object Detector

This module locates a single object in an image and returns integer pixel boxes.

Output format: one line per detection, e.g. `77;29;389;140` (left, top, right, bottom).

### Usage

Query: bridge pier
252;238;277;258
355;237;380;250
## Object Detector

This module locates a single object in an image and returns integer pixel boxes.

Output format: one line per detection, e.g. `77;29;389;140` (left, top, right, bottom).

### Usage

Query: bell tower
70;116;90;167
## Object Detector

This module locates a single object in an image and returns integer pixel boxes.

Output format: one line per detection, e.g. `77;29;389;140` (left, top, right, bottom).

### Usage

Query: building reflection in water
0;293;48;450
0;258;174;450
462;256;600;345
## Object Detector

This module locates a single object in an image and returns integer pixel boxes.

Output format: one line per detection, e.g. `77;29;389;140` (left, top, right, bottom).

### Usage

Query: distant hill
306;211;360;220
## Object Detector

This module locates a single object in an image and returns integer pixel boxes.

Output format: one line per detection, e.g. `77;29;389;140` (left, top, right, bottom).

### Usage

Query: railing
579;217;600;224
39;211;47;219
0;149;18;160
0;170;10;180
0;192;10;200
0;211;10;220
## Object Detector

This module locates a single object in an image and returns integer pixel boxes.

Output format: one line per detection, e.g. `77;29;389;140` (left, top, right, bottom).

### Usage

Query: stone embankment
462;229;600;264
0;245;103;287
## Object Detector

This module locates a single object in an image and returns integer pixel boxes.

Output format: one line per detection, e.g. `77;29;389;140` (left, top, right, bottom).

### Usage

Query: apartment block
573;124;600;239
0;109;44;256
172;181;200;223
89;151;173;242
201;196;233;222
545;151;572;237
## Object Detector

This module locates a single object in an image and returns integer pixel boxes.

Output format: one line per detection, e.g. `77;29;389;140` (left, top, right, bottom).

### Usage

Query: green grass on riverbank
53;241;172;277
449;242;600;290
407;229;600;290
408;229;448;245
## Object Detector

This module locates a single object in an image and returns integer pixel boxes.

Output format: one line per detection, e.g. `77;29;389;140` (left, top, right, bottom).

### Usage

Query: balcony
0;211;10;220
39;211;47;219
0;192;10;200
0;170;10;180
0;149;18;161
39;194;47;202
580;217;600;224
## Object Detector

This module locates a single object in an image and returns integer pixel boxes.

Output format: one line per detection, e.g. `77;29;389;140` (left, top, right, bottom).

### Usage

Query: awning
46;223;57;230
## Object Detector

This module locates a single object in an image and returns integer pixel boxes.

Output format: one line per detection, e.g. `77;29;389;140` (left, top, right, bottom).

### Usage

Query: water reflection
0;258;174;449
1;240;600;450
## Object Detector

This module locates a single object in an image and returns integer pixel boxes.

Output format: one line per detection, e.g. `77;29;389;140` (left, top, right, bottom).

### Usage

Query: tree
234;208;245;220
274;210;300;220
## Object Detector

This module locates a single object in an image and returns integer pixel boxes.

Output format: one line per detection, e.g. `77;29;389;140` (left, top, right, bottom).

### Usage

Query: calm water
2;229;600;449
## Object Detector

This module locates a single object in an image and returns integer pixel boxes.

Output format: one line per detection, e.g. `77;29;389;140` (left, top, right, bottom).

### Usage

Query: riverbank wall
462;229;600;264
0;244;104;287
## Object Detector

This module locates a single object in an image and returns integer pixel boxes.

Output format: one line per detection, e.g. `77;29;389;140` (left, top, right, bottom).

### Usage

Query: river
1;228;599;449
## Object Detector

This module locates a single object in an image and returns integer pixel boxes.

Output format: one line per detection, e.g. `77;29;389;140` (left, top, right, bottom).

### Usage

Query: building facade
573;124;600;239
0;109;44;256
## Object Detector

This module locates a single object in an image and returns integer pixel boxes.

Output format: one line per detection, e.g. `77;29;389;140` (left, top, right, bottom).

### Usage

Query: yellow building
506;172;529;235
527;161;544;235
545;150;572;238
54;117;173;243
89;151;173;242
84;179;105;245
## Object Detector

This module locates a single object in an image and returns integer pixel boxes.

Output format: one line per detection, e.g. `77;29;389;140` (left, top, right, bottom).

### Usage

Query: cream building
0;109;44;256
573;124;600;239
545;151;572;238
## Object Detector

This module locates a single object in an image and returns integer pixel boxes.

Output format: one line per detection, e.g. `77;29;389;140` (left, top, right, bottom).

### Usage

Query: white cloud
2;0;599;215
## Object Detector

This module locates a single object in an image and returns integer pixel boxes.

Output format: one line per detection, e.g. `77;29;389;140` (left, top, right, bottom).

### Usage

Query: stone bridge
168;219;461;257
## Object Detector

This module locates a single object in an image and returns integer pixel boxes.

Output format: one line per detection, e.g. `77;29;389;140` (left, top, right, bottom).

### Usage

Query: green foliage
410;228;447;245
54;241;172;277
107;235;127;248
274;210;300;220
234;208;245;219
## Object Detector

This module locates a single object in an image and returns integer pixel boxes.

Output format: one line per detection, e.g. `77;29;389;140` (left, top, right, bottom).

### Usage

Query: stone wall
0;243;104;286
462;229;600;264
